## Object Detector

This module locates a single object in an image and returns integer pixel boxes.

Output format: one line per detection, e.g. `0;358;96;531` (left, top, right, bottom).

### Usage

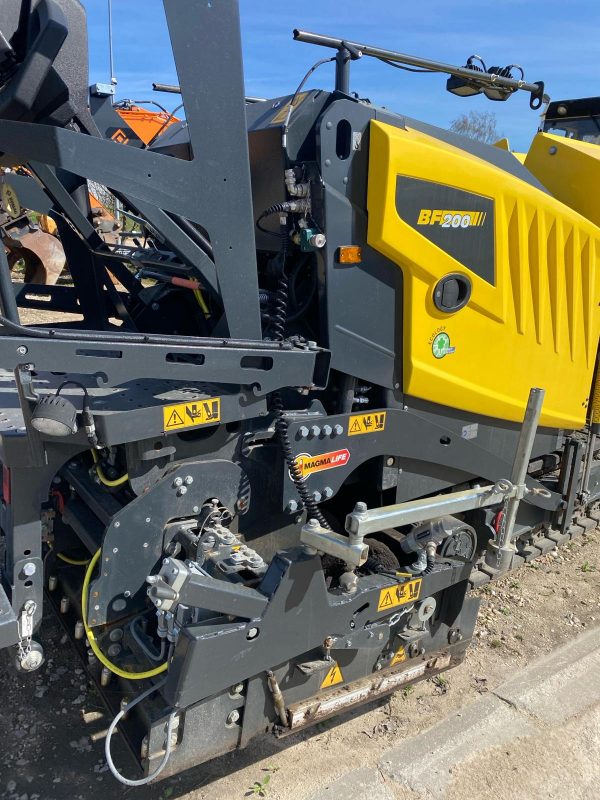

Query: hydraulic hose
82;550;168;680
91;449;129;488
130;617;167;663
56;552;90;566
105;678;177;786
0;310;291;349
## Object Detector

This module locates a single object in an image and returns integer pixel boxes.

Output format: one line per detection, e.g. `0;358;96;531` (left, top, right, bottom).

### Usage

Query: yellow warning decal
270;91;309;125
320;662;344;689
163;398;221;432
348;412;386;436
390;646;407;667
377;578;422;612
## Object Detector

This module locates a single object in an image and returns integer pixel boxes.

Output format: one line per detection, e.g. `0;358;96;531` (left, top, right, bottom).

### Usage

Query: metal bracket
300;518;368;568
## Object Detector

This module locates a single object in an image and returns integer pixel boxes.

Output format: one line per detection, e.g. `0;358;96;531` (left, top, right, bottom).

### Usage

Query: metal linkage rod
485;387;545;570
293;30;540;96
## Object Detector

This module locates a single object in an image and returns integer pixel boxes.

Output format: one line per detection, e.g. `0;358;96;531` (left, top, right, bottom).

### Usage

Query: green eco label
432;332;455;359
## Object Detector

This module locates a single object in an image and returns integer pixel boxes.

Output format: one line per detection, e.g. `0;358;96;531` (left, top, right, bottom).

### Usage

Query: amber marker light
337;245;362;264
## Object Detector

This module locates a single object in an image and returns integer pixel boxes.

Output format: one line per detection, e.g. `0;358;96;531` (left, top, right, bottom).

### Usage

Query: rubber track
468;499;600;589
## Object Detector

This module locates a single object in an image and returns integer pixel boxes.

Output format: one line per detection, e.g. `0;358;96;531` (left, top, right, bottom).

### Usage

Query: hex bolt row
297;423;344;440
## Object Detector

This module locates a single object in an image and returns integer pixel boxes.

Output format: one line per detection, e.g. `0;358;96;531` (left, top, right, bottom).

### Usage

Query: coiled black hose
422;548;436;575
271;230;289;342
266;223;329;529
272;393;330;528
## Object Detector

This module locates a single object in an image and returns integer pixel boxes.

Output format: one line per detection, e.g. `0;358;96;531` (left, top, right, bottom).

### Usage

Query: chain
17;600;36;662
495;498;510;568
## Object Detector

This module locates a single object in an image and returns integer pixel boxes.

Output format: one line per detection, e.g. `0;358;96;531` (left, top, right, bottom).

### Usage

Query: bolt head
298;426;309;439
322;486;333;499
23;562;36;577
114;521;120;528
333;424;343;436
322;425;332;436
286;499;299;513
386;457;395;467
226;709;240;724
184;475;194;485
310;425;321;438
307;518;319;528
173;477;183;487
177;486;188;496
354;501;367;514
17;345;28;356
312;490;322;503
246;627;259;640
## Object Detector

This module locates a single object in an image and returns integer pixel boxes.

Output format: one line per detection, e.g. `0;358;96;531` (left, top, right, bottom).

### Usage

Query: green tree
449;110;501;144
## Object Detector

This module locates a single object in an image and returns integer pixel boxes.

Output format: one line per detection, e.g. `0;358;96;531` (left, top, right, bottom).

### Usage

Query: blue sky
82;0;599;151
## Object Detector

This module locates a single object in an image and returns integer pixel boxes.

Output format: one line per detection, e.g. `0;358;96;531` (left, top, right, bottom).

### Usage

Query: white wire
105;678;178;787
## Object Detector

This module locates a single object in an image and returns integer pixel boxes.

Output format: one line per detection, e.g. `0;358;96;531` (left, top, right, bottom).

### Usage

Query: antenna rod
293;29;541;96
108;0;116;89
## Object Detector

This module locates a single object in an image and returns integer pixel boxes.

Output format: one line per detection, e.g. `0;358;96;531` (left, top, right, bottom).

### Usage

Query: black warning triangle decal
349;418;362;434
166;409;185;428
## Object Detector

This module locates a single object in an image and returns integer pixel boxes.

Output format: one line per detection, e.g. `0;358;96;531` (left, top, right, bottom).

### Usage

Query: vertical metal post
335;47;351;93
0;247;20;323
107;0;116;91
581;424;596;498
485;387;545;571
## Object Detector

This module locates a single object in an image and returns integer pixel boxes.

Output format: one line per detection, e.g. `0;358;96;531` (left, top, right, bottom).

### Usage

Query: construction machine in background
0;0;598;787
0;93;180;284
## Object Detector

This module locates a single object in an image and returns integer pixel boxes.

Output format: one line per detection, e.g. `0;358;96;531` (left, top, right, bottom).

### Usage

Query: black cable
0;311;290;349
282;56;336;155
272;393;331;529
54;380;98;447
267;226;330;529
376;57;441;74
256;204;294;239
144;103;184;149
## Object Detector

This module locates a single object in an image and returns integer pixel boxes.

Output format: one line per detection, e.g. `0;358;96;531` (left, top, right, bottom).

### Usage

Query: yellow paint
163;397;221;431
348;411;386;436
270;92;309;125
377;578;422;612
367;120;600;429
493;137;526;164
525;132;600;229
390;646;407;666
591;363;600;428
320;663;344;689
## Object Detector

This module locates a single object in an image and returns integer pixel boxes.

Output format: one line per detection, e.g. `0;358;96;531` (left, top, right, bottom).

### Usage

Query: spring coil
272;393;330;529
271;267;289;343
268;225;330;529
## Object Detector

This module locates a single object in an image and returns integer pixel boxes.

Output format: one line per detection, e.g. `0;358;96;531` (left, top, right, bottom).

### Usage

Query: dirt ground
1;528;599;800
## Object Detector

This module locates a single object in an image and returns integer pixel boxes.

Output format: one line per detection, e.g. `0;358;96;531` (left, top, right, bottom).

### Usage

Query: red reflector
1;464;10;505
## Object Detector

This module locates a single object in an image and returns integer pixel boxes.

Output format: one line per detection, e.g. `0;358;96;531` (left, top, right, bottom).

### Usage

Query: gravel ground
1;529;598;800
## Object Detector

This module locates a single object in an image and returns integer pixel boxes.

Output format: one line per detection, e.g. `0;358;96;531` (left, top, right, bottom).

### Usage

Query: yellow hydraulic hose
193;287;211;318
56;552;90;566
82;550;168;680
91;449;129;487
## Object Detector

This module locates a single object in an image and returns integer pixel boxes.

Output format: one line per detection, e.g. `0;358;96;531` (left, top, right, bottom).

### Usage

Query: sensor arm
293;29;544;107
